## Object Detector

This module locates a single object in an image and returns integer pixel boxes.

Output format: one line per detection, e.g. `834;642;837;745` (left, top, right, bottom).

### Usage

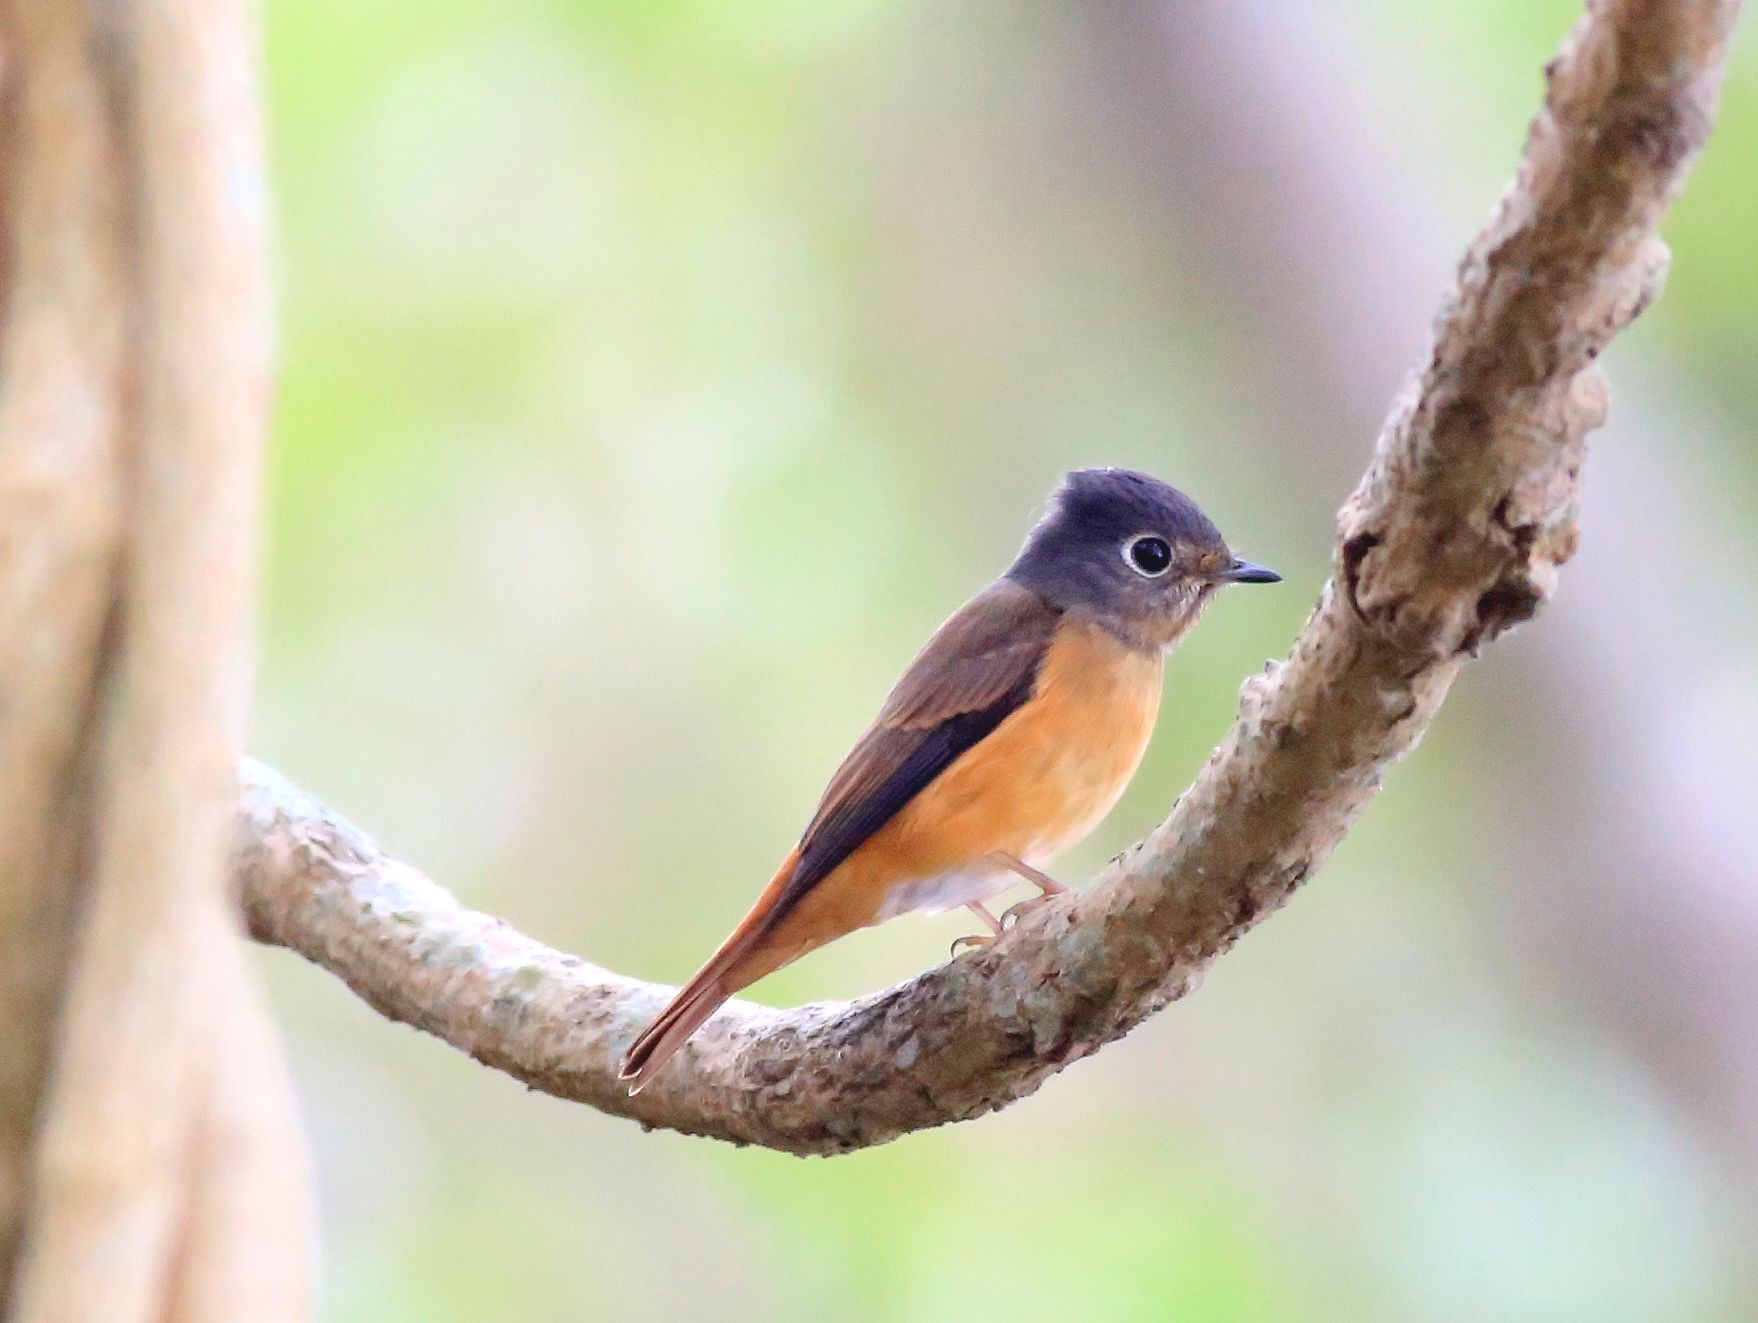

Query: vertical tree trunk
0;2;311;1318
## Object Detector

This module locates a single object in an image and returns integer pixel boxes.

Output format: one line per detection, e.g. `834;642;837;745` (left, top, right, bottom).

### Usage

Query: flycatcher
621;467;1279;1092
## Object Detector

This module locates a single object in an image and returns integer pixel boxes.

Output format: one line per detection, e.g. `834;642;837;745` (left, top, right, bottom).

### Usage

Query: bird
619;467;1279;1092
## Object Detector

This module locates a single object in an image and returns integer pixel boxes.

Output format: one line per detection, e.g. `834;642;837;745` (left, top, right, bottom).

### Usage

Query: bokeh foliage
255;2;1758;1319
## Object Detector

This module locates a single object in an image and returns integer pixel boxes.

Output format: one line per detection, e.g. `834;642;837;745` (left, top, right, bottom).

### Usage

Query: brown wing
769;579;1061;921
617;580;1058;1091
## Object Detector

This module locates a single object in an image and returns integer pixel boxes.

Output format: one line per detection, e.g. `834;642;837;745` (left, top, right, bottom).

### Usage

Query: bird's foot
990;852;1069;928
951;901;1005;955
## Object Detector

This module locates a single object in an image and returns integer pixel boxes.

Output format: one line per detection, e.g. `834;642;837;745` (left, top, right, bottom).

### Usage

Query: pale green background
252;2;1758;1319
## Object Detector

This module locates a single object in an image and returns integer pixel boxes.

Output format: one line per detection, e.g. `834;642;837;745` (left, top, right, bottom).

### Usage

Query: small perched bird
620;468;1278;1092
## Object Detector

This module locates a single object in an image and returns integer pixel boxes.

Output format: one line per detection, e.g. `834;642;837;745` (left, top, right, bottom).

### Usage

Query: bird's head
1005;467;1279;649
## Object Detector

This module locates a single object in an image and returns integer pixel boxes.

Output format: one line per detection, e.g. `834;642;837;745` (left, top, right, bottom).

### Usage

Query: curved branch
238;0;1741;1156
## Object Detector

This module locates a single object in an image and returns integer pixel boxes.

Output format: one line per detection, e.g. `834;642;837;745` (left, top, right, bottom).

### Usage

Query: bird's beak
1217;557;1281;585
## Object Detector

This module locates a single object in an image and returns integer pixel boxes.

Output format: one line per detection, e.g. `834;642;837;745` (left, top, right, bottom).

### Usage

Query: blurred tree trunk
0;2;310;1319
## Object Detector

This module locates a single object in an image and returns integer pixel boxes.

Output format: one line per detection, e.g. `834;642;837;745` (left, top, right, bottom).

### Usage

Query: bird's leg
993;851;1067;896
991;851;1068;927
950;901;1005;955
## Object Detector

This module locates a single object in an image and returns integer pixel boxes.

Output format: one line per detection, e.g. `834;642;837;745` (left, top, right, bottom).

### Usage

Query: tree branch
240;0;1742;1156
1086;0;1758;1191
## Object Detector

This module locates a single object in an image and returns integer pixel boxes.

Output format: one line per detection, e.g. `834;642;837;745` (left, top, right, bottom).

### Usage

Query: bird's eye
1125;535;1174;577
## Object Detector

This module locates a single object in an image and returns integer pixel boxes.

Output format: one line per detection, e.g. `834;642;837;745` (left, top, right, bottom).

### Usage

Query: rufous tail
618;973;732;1095
618;848;801;1095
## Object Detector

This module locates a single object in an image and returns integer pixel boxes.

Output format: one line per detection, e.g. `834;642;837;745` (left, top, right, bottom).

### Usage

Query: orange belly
750;618;1162;978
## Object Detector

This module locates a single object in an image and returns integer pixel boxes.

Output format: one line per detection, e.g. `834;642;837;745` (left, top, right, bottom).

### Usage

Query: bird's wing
617;580;1059;1089
771;578;1061;921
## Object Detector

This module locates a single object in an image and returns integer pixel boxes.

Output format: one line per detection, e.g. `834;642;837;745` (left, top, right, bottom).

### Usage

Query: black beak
1217;557;1281;585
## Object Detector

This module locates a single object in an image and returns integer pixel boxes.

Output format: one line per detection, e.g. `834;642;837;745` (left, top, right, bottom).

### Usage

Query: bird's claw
1001;894;1055;929
949;933;995;956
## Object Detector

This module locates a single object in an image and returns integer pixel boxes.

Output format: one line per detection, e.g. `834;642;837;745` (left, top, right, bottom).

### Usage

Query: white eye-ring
1124;534;1174;578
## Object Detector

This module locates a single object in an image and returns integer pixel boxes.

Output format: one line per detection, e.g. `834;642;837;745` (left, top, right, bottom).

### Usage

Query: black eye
1126;535;1173;577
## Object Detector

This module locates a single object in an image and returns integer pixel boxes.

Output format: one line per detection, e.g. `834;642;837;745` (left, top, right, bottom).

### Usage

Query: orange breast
885;616;1163;874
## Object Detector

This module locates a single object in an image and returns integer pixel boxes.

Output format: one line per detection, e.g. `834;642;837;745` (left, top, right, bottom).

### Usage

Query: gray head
1006;468;1279;648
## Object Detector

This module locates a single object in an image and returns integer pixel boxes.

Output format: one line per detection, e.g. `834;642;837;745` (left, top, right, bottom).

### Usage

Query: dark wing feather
768;579;1060;922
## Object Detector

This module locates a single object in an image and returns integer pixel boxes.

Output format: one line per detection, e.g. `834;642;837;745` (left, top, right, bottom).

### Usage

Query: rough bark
0;0;311;1316
238;0;1744;1156
1087;0;1758;1196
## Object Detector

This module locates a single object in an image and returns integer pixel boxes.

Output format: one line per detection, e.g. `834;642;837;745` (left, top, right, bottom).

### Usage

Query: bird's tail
618;971;732;1095
618;848;801;1095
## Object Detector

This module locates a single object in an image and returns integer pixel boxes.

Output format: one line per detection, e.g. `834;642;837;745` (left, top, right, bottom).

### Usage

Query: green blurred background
250;1;1758;1319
